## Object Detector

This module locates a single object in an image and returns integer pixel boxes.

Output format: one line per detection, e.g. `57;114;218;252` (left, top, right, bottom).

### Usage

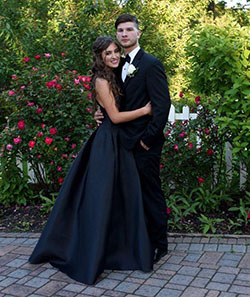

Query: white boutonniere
127;64;139;78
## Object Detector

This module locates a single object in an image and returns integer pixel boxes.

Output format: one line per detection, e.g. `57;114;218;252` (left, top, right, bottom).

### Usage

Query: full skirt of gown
29;112;153;285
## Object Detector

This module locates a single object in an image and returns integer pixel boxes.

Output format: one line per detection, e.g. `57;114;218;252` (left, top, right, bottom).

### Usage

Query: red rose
29;141;36;148
166;207;171;214
23;57;30;62
45;137;53;145
35;55;41;60
58;177;64;184
86;76;91;82
37;132;44;137
195;96;201;105
188;142;193;149
205;129;210;135
56;84;62;91
18;120;25;130
41;124;46;128
86;108;92;113
159;164;163;170
36;108;43;114
49;127;58;135
179;92;184;98
87;92;92;99
207;148;213;155
198;177;205;183
83;83;90;90
61;52;66;56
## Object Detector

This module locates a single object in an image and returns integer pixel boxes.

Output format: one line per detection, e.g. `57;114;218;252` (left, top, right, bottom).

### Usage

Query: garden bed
1;204;249;235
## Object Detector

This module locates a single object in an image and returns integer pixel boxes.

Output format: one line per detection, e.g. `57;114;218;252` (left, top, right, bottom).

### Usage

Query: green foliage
186;20;250;182
0;53;95;198
161;98;225;194
198;214;224;234
229;194;250;226
0;157;33;206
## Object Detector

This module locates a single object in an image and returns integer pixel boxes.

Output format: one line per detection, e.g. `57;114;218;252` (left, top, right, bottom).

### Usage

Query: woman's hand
94;108;104;126
143;101;152;116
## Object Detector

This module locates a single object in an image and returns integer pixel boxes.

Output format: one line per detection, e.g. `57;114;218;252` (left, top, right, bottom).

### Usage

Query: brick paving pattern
0;233;249;297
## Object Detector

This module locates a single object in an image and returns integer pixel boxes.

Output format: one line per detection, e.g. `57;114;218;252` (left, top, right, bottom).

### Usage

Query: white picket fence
11;105;248;189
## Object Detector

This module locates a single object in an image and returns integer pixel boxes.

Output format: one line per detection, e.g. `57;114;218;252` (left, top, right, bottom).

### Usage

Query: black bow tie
124;54;131;63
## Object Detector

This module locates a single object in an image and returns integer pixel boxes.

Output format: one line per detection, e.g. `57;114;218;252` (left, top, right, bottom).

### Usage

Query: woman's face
101;42;120;68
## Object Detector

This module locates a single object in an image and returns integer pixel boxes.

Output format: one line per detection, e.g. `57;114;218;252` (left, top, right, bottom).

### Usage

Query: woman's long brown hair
91;36;121;110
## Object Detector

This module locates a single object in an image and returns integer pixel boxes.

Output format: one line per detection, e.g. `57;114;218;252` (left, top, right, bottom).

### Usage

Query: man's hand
94;108;104;126
140;140;150;151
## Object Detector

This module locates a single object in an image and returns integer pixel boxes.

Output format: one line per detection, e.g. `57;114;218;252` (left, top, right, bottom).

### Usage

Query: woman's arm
95;78;151;124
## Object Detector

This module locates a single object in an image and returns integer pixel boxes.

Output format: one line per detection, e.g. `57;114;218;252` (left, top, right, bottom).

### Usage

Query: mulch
0;205;249;235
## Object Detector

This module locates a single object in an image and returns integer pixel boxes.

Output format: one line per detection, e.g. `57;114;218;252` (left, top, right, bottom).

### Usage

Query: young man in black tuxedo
96;14;171;263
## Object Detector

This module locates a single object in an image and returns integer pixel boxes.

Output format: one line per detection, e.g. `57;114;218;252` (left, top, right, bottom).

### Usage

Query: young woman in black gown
29;36;154;285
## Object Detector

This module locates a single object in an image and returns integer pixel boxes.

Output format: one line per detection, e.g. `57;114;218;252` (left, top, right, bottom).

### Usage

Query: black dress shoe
153;248;168;264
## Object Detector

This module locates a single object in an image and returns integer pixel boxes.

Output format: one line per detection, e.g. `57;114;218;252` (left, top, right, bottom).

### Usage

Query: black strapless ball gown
29;108;154;285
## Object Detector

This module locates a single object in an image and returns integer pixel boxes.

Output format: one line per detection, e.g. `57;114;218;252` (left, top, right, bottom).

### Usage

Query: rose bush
0;53;95;204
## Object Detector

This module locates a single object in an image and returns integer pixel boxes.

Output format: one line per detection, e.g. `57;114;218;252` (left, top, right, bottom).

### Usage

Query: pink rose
23;57;30;62
62;154;68;158
174;144;179;151
166;207;171;214
198;177;205;183
9;90;15;96
57;166;62;172
74;79;80;85
64;137;69;141
164;130;171;136
13;137;22;145
12;75;17;80
86;76;91;82
45;53;51;58
36;155;42;159
32;67;38;71
61;52;66;56
83;83;90;90
72;143;76;149
45;137;53;145
36;108;43;114
179;131;185;137
29;141;36;148
205;128;210;135
6;144;13;150
87;92;92;99
35;55;41;60
27;101;34;106
18;120;25;130
37;132;44;137
72;70;77;75
159;164;163;170
188;142;193;149
49;127;58;135
86;108;92;113
50;160;54;165
55;76;60;80
20;86;26;90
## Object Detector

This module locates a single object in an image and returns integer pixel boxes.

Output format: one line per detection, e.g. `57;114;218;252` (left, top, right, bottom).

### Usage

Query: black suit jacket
117;49;171;150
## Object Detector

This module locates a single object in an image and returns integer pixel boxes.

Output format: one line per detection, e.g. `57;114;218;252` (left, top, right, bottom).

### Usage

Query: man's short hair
115;14;139;29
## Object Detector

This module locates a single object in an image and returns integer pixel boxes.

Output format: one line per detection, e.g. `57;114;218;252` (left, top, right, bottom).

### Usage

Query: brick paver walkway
0;233;250;297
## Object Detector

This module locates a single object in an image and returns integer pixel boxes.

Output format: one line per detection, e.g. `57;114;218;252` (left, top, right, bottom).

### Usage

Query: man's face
116;21;141;50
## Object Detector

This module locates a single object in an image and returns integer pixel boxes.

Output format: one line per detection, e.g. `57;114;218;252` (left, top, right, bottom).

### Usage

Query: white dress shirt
122;46;140;82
